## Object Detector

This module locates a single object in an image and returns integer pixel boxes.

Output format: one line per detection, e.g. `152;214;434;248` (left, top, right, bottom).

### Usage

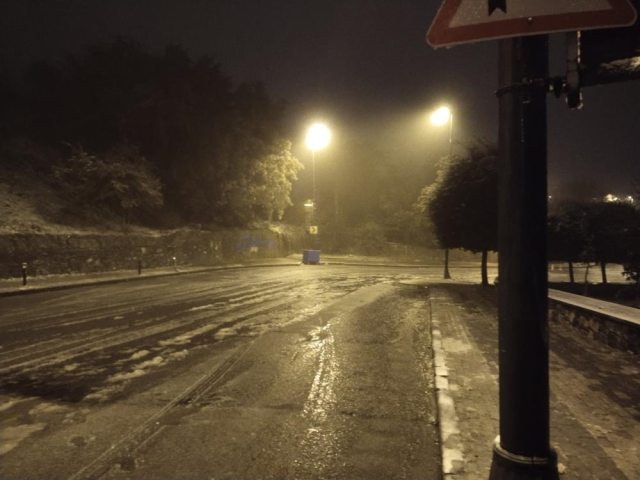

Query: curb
0;263;300;298
324;262;437;268
325;262;497;269
428;287;466;478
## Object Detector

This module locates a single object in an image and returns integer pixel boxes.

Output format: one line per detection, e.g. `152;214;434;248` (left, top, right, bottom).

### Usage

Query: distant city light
430;106;451;126
306;123;331;152
604;194;635;203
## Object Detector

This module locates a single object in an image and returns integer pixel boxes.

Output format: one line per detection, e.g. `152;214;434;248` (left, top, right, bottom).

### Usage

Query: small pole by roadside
21;262;28;286
138;258;142;275
173;256;178;272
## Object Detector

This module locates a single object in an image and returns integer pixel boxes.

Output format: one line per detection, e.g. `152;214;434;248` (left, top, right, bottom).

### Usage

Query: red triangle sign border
427;0;638;48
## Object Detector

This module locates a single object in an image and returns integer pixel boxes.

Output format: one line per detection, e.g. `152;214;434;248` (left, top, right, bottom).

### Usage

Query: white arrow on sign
427;0;637;48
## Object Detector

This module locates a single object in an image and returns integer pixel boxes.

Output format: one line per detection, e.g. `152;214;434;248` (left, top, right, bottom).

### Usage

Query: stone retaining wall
549;299;639;354
0;226;307;279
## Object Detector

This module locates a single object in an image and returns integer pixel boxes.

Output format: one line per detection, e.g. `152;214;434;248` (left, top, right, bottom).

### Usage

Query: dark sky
1;0;639;196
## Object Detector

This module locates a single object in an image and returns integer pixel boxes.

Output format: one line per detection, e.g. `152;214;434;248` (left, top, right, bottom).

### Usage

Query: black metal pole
138;258;142;275
489;36;559;480
312;149;316;226
444;114;453;281
312;149;318;250
22;263;27;286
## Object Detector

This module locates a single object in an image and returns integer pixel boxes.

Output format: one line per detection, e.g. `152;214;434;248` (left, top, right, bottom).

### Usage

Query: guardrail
549;289;640;354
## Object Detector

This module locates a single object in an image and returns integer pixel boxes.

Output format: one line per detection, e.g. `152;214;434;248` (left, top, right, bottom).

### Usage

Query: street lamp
430;106;453;279
305;123;331;224
430;106;453;157
306;123;330;200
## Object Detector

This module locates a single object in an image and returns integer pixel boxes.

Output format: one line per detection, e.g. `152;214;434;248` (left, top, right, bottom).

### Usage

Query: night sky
2;0;639;196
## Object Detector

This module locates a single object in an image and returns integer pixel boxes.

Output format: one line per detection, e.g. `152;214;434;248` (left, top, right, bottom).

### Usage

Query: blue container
302;250;321;265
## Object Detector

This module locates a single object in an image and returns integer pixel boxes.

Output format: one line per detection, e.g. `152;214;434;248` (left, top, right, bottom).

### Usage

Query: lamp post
305;123;331;230
430;106;453;157
430;106;453;279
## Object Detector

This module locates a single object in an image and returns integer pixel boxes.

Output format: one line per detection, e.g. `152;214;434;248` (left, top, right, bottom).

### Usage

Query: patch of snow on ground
105;354;169;384
159;335;191;347
133;355;164;369
0;423;47;456
158;322;221;346
187;304;214;312
82;384;125;403
168;350;188;361
64;363;80;371
29;402;69;415
130;349;150;360
107;368;148;383
214;328;235;340
0;397;32;412
68;366;107;377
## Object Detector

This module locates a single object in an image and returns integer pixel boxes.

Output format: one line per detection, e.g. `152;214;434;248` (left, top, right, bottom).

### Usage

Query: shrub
53;144;163;222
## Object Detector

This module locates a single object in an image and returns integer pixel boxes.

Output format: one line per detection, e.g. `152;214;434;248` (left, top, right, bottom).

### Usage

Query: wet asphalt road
0;264;487;480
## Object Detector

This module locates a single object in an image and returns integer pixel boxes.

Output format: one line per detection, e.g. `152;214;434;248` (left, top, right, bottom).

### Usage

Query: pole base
489;437;559;480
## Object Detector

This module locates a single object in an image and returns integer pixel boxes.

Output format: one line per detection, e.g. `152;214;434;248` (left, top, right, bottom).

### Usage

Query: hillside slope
0;168;158;236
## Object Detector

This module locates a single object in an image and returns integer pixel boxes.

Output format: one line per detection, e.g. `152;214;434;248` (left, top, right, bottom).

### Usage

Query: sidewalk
0;257;299;297
429;284;640;480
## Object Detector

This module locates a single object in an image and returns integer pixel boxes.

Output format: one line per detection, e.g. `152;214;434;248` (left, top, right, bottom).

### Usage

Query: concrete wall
0;226;307;279
549;299;640;354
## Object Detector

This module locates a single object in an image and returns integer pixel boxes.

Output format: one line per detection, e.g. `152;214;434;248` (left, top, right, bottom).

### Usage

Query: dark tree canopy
584;201;639;266
52;144;163;223
420;140;498;284
422;141;498;252
548;202;588;265
547;199;640;284
6;38;302;227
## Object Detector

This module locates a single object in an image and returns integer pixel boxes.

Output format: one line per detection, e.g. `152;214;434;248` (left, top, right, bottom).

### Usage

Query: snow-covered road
0;264;450;479
1;262;628;479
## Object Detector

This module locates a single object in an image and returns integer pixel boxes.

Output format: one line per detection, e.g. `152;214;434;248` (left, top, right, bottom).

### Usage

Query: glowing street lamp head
430;106;451;126
306;123;331;151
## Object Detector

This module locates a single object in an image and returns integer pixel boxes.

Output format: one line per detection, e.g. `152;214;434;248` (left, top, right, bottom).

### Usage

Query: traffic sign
427;0;637;48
